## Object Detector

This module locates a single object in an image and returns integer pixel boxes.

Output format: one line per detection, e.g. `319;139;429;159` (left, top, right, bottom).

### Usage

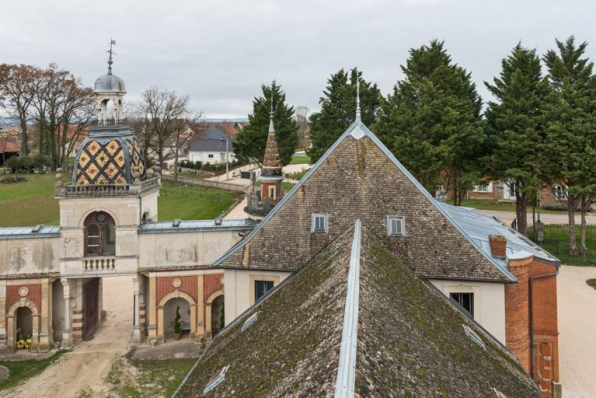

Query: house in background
188;127;236;165
0;135;19;165
465;180;577;210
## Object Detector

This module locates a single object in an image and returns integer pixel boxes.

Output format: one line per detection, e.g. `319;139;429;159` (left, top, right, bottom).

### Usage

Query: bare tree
135;87;192;168
0;64;39;157
168;118;201;181
294;106;310;147
30;64;95;169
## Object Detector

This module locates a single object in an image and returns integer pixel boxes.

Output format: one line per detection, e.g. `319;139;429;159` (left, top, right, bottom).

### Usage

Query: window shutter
311;213;316;233
387;217;392;236
487;182;493;193
324;214;329;233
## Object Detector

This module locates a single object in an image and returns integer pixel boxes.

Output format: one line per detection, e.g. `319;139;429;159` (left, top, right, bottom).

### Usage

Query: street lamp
220;136;229;181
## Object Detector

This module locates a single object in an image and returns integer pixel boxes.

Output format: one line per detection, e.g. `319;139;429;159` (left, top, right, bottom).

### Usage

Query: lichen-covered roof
176;222;538;397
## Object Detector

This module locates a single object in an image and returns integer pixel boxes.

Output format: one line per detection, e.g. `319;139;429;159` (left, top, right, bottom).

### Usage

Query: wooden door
83;279;100;340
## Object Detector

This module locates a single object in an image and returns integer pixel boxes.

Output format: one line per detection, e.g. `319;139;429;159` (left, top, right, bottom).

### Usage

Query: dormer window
311;213;328;233
387;216;405;236
85;211;115;256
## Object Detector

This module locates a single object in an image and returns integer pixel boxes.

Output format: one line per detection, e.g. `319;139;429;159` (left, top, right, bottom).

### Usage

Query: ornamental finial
356;76;361;121
107;38;116;75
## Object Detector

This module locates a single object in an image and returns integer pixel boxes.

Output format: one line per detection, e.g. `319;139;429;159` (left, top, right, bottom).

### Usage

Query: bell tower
94;39;126;125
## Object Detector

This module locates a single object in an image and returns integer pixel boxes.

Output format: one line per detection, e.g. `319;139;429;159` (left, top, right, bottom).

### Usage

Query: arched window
85;212;116;256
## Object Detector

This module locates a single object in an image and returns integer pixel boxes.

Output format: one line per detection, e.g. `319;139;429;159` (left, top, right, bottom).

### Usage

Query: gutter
528;264;560;379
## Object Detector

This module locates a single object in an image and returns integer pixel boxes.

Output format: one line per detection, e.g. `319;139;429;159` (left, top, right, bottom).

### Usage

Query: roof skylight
203;365;229;394
463;324;486;350
241;312;259;332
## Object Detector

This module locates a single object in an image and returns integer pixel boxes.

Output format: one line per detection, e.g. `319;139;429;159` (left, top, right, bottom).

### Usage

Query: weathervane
107;38;116;75
356;77;361;120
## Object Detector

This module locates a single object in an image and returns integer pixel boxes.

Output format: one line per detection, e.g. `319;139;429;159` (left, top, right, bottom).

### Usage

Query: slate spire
261;99;282;177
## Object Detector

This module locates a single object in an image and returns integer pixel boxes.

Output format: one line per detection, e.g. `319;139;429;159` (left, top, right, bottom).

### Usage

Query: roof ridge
212;119;515;282
334;220;362;397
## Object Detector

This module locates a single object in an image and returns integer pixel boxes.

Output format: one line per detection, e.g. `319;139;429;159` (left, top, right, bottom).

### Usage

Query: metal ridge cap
334;219;362;398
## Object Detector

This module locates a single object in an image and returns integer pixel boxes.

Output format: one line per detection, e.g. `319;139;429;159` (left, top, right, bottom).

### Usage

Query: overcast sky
1;0;595;119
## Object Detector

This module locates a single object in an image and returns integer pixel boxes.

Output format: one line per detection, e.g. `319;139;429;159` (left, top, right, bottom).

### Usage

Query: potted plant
173;306;182;341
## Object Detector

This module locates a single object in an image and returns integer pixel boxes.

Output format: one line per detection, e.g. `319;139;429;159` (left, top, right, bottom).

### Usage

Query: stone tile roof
215;119;514;283
175;222;538;397
261;122;282;177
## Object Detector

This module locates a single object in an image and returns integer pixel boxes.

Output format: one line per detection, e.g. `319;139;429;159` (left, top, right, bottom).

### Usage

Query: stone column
61;278;72;349
147;276;157;343
132;276;141;343
38;279;53;352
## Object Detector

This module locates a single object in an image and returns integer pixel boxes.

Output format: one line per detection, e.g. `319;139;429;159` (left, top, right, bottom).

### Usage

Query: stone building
0;54;257;352
212;110;560;396
0;49;559;396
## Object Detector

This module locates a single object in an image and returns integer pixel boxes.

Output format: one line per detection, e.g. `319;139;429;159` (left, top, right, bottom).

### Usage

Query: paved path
558;266;596;398
2;276;134;398
477;210;596;226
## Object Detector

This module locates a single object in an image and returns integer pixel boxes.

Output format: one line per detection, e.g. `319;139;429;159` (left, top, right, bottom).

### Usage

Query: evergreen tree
307;68;381;163
542;36;596;255
373;40;485;204
484;43;548;237
233;81;299;166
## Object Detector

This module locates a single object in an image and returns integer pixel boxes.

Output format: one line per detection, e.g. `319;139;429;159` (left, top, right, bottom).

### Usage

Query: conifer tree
373;40;485;204
484;43;548;237
307;68;381;163
233;81;299;166
542;36;596;255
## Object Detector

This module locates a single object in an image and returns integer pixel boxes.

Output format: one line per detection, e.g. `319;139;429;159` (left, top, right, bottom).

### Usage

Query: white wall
429;279;506;344
188;151;237;165
224;269;293;325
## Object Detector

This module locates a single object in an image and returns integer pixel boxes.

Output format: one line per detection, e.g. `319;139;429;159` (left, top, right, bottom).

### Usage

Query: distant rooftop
0;226;60;240
138;219;258;234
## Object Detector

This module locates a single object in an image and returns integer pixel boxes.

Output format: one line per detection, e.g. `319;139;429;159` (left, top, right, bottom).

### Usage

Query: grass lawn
285;169;308;180
177;171;213;180
529;224;596;266
0;174;62;227
0;174;242;227
289;155;311;165
102;356;194;398
0;349;69;390
587;279;596;290
158;180;242;220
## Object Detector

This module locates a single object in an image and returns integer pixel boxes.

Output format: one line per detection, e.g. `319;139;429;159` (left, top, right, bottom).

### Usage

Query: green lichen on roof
176;224;357;397
355;227;539;397
177;223;538;397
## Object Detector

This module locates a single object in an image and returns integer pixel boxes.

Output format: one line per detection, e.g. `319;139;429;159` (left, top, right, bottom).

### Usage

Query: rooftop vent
203;365;229;394
172;219;182;228
31;224;45;233
241;312;259;332
491;388;507;398
214;218;222;226
463;324;486;350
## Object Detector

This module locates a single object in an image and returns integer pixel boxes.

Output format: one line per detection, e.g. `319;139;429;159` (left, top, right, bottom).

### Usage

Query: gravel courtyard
558;265;596;398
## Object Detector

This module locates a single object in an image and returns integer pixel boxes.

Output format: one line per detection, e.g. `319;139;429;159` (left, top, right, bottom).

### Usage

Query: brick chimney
489;235;507;258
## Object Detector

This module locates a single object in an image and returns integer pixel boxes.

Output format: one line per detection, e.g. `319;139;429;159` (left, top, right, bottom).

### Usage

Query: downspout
139;195;142;224
528;264;560;379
